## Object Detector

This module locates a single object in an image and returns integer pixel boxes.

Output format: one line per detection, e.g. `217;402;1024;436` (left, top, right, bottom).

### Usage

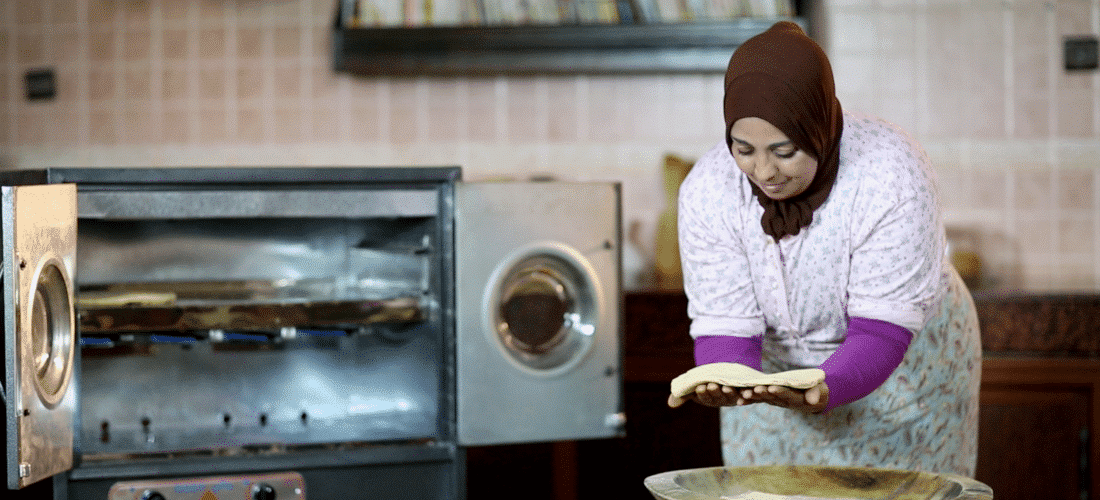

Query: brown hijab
723;21;844;241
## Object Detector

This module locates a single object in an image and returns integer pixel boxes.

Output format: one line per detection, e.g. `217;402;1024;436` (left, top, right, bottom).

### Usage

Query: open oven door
455;181;623;446
2;184;77;489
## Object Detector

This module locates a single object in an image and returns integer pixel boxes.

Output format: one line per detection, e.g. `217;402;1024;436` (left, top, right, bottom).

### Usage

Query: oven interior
70;188;448;462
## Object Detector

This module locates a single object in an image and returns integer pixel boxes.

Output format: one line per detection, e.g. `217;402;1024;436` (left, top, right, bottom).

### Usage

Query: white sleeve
678;145;767;339
846;130;946;333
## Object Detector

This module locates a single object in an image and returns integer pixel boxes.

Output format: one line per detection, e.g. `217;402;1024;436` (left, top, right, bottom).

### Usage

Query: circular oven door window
29;260;74;408
491;250;599;375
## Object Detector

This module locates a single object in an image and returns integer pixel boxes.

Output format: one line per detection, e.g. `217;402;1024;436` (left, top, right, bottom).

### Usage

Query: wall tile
507;79;544;142
1014;169;1054;211
877;9;918;57
87;28;115;62
1016;214;1057;253
237;28;264;59
89;108;117;145
87;0;117;25
162;29;189;61
0;112;9;147
162;107;190;144
1055;0;1094;35
16;2;44;26
1012;4;1050;93
585;77;621;142
1058;215;1095;254
17;30;46;65
311;103;339;142
122;30;151;62
15;110;45;144
50;0;79;25
1057;168;1096;211
199;0;228;22
272;62;301;99
272;106;303;143
1057;88;1095;137
273;27;302;58
1057;141;1100;168
198;28;226;59
237;106;265;143
237;64;263;99
388;80;419;144
198;66;226;100
971;169;1010;211
828;10;878;54
124;0;150;26
88;67;116;101
1050;260;1098;291
466;77;498;142
311;26;329;60
162;1;190;23
53;32;81;64
1014;93;1051;138
123;64;151;101
161;66;189;101
122;104;155;144
964;4;1006;92
427;79;464;142
54;67;80;103
966;91;1007;139
197;106;227;143
546;76;580;142
626;76;671;141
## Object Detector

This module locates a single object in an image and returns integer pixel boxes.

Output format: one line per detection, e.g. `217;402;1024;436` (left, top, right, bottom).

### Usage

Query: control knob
251;483;277;500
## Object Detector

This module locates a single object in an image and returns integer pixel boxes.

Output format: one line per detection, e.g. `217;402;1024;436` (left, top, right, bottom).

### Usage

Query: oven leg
51;473;68;500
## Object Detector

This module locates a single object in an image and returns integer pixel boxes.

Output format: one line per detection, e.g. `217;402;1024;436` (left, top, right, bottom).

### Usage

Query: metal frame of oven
2;167;467;500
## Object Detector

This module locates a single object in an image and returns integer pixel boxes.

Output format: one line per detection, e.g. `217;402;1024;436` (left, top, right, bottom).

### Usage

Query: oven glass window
494;254;596;373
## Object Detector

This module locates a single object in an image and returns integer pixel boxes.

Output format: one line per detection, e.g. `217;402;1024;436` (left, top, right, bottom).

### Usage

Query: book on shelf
354;0;403;26
575;0;620;24
628;0;659;23
342;0;794;29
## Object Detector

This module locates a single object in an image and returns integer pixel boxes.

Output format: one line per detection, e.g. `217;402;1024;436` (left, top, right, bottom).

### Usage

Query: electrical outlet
24;68;56;101
1064;36;1099;71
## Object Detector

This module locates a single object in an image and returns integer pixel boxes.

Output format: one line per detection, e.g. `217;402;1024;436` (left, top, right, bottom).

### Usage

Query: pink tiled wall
3;0;1100;291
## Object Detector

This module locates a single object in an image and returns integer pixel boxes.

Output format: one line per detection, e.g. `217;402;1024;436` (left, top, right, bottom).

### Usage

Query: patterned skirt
718;265;982;477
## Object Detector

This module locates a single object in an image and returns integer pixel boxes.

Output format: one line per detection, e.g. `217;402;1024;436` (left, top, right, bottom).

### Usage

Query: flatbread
670;362;826;398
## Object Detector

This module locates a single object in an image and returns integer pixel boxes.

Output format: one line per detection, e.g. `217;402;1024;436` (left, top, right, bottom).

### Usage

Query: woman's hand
737;381;829;413
667;381;829;413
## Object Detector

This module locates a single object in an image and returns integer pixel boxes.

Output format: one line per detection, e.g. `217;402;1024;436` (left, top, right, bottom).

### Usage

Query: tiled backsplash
3;0;1100;291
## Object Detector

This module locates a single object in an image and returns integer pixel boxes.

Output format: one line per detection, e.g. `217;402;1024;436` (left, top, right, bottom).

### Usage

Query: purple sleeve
820;316;913;412
693;335;763;371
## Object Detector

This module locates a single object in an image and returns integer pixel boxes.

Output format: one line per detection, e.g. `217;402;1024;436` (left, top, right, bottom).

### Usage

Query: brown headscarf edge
723;21;844;241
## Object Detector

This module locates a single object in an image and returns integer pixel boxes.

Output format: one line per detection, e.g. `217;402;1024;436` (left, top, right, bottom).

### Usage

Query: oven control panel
107;472;305;500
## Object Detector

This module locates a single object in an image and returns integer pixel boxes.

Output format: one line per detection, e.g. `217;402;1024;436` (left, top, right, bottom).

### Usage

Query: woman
669;21;981;476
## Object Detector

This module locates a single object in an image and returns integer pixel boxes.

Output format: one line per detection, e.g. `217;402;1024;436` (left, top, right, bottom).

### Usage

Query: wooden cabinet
976;357;1099;500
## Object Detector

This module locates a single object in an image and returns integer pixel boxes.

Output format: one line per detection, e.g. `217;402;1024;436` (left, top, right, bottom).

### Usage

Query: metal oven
0;168;622;499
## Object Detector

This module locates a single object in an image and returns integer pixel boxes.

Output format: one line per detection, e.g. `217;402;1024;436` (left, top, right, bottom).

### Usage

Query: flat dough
670;362;826;398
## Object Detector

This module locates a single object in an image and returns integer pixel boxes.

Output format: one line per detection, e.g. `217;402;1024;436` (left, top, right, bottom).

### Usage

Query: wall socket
24;68;56;101
1064;36;1099;71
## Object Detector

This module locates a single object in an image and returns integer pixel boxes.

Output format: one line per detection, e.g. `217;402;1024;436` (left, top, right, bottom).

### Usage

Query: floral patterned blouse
678;111;948;369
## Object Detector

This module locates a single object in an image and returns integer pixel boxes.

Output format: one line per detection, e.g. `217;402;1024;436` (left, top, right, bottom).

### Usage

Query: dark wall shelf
333;18;807;75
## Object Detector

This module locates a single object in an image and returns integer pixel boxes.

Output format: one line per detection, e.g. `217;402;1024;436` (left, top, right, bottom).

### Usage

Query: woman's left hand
738;381;829;414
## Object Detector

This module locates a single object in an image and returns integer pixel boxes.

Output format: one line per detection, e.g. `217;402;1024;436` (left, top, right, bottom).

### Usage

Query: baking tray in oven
76;280;424;334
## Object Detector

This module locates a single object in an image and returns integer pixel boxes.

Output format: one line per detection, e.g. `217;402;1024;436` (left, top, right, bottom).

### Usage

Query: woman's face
729;117;819;200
